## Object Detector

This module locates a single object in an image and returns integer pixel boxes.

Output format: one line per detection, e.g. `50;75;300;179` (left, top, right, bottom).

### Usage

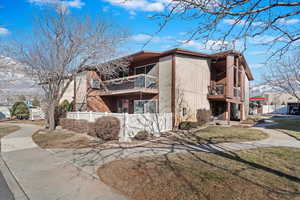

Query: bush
10;102;30;120
87;122;97;137
134;131;149;140
63;118;75;130
72;119;88;133
196;109;211;124
55;100;74;126
95;116;120;141
59;118;68;129
179;121;201;130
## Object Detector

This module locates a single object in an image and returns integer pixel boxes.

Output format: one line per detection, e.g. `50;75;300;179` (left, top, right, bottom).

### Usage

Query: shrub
55;100;74;126
59;118;68;129
196;109;211;125
64;118;75;130
179;121;200;130
95;116;120;141
72;119;88;133
10;102;30;120
134;131;149;140
87;122;97;137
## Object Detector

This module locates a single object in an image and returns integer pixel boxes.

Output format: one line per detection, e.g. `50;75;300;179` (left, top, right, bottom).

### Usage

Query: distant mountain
251;82;300;97
0;56;41;103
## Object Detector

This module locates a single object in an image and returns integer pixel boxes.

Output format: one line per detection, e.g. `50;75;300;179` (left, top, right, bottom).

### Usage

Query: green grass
269;119;300;140
0;124;20;137
98;147;300;200
175;126;268;144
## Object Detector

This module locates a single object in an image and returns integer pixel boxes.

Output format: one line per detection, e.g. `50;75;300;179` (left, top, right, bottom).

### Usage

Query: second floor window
135;64;155;75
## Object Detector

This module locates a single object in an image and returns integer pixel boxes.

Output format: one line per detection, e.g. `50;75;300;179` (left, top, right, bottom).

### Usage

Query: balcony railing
208;84;225;96
101;74;158;93
234;87;241;98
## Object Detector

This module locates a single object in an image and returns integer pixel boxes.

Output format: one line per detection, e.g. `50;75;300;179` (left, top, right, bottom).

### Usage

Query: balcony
99;74;158;96
208;84;225;100
233;87;241;98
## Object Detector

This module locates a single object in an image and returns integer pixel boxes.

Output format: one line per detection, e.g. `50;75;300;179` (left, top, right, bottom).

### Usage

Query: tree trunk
48;103;56;131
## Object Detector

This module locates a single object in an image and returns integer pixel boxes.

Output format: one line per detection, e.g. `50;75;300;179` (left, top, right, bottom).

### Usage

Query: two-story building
62;48;254;126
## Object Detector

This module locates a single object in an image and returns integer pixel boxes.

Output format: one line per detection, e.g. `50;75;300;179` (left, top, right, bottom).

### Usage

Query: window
134;100;157;114
135;64;155;75
182;108;187;116
91;79;100;89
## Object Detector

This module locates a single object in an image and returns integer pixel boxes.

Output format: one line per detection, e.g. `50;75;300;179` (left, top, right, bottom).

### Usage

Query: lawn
0;124;20;138
269;118;300;140
32;129;95;149
97;147;300;200
174;126;268;144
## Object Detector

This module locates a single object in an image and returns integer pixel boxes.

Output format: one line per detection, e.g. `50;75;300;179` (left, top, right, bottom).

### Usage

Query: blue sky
1;0;299;85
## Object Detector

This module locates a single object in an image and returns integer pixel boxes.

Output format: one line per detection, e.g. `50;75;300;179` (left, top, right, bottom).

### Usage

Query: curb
0;156;30;200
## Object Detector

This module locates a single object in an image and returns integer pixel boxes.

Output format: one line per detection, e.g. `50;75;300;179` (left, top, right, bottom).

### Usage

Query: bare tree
146;0;300;56
265;52;300;101
1;7;130;130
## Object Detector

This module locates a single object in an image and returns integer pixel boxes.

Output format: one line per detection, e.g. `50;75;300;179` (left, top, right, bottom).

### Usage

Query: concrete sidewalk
0;123;127;200
48;121;300;179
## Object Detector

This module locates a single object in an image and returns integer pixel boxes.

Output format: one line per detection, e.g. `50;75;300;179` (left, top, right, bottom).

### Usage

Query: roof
81;48;254;81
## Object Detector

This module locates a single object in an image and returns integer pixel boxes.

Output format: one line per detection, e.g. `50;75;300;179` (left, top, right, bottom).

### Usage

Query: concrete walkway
48;121;300;179
0;123;127;200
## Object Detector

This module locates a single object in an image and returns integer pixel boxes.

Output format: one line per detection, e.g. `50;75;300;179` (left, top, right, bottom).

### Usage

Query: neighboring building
263;92;300;115
61;48;254;126
0;104;11;119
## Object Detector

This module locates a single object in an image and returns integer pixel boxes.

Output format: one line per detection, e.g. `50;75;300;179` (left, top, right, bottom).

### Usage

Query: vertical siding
60;72;87;106
226;55;234;98
158;55;172;113
175;54;211;122
244;76;250;118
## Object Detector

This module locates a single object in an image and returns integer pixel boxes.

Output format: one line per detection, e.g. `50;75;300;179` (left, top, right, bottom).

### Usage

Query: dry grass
174;126;268;144
0;124;20;137
269;119;300;140
32;129;95;149
9;120;45;126
98;147;300;200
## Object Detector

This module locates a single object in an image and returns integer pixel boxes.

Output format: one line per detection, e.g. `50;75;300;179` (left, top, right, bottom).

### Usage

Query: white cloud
249;51;266;56
131;34;174;43
0;27;10;35
28;0;84;9
102;0;166;12
131;34;152;42
224;19;263;26
181;40;231;51
278;18;300;25
250;63;264;69
250;35;277;44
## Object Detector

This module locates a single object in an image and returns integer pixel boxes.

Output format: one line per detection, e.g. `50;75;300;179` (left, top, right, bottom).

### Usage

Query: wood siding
174;54;211;123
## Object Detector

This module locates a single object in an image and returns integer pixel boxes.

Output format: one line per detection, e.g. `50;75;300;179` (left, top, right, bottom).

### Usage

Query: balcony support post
240;103;245;121
225;101;231;124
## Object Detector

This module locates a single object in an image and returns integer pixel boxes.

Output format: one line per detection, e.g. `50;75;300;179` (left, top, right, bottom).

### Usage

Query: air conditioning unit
91;79;101;89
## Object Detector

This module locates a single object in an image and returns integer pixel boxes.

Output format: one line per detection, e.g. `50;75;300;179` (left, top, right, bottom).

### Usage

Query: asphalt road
0;158;14;200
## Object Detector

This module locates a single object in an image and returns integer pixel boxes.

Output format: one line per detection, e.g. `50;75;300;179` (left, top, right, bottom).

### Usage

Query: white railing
67;112;173;142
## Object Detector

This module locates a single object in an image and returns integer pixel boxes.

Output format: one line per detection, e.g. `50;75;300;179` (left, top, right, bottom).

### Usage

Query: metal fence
67;112;173;142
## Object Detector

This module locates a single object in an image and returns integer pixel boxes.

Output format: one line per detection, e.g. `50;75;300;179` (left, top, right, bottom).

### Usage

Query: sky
1;0;299;85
